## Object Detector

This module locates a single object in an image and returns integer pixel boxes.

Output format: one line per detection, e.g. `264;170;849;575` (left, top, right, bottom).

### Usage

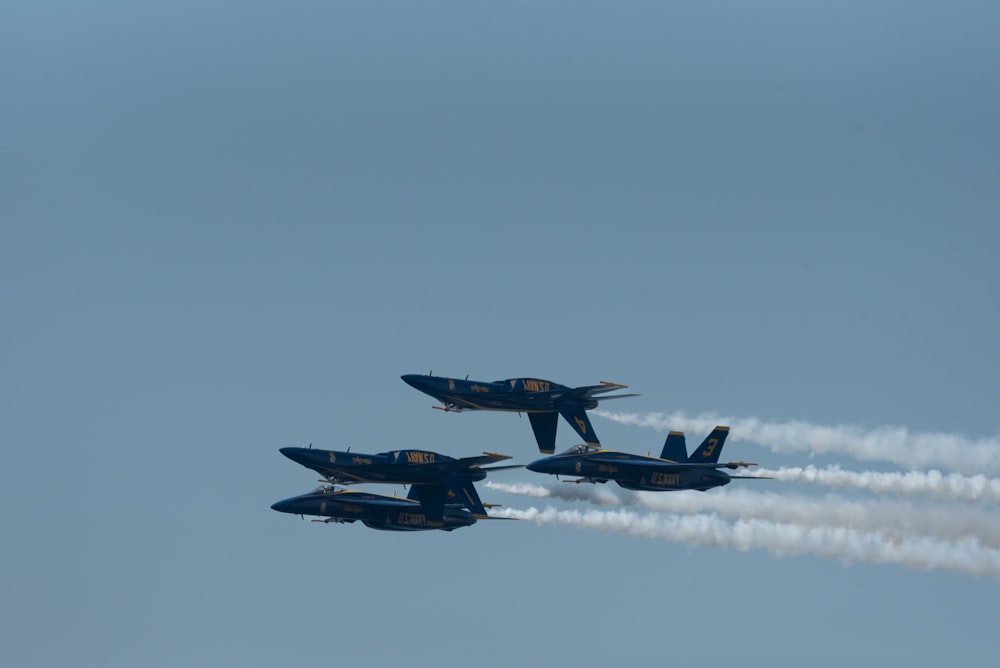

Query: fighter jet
401;373;637;453
270;483;508;531
279;446;519;486
277;446;520;519
526;426;768;491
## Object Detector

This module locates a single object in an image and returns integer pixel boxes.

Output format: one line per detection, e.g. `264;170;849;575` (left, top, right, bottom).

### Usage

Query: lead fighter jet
402;373;637;453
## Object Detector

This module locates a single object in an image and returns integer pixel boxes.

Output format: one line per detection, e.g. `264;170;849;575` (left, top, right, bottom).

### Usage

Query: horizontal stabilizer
721;461;757;469
480;451;513;461
456;452;515;469
477;464;525;473
567;383;636;398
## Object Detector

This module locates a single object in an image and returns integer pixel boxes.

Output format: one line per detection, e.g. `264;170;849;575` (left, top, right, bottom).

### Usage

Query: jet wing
337;493;412;507
623;460;758;471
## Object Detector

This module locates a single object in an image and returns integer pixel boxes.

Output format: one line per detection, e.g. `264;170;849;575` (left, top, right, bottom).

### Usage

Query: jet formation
272;373;768;531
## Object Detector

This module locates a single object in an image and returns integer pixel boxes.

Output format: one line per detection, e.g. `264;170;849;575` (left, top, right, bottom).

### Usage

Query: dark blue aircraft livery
279;446;517;485
278;446;520;519
402;373;638;453
526;426;770;492
271;485;489;531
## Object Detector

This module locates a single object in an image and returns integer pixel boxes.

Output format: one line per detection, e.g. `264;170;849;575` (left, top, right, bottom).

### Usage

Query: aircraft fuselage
527;451;734;492
270;489;476;531
401;374;582;411
279;447;489;484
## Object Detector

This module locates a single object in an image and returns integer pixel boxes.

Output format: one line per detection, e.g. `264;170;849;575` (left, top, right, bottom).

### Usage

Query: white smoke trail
485;481;1000;547
594;410;1000;476
746;466;1000;503
490;505;1000;579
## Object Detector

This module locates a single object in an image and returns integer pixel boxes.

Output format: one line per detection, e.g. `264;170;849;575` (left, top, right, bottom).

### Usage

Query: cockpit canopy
562;443;601;455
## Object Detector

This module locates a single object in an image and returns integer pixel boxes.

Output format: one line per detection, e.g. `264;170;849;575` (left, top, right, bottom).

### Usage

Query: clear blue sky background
4;2;998;666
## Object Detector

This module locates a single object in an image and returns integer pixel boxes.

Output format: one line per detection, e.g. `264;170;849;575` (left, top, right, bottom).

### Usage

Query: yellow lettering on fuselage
396;512;427;526
597;464;619;474
522;379;551;393
470;384;490;393
406;451;435;464
351;456;373;465
650;472;681;486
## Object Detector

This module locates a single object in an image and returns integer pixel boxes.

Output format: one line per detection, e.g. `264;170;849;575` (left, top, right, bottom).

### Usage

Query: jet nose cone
271;497;297;514
526;458;552;473
279;447;312;466
401;374;425;390
278;448;302;464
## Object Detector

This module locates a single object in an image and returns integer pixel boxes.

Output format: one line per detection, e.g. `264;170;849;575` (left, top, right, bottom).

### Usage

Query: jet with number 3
526;426;769;491
401;373;637;453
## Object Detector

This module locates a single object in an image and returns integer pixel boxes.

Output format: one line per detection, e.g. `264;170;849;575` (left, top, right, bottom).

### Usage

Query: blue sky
4;2;999;666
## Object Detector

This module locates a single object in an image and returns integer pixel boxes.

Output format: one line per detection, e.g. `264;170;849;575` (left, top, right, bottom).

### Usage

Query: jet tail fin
447;476;489;519
688;426;730;464
528;412;559;454
407;485;445;525
558;406;600;447
410;478;490;520
659;431;687;461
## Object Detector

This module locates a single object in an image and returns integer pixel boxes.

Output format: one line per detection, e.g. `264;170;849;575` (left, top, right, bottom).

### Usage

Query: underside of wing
620;460;758;472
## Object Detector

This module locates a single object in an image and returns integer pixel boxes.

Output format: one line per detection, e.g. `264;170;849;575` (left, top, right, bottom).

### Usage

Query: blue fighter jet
279;446;518;485
526;427;768;491
278;445;520;519
271;484;507;531
402;373;637;453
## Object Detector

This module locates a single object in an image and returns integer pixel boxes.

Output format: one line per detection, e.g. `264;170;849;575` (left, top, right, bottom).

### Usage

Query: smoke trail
485;481;1000;547
490;505;1000;579
746;466;1000;503
594;410;1000;476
